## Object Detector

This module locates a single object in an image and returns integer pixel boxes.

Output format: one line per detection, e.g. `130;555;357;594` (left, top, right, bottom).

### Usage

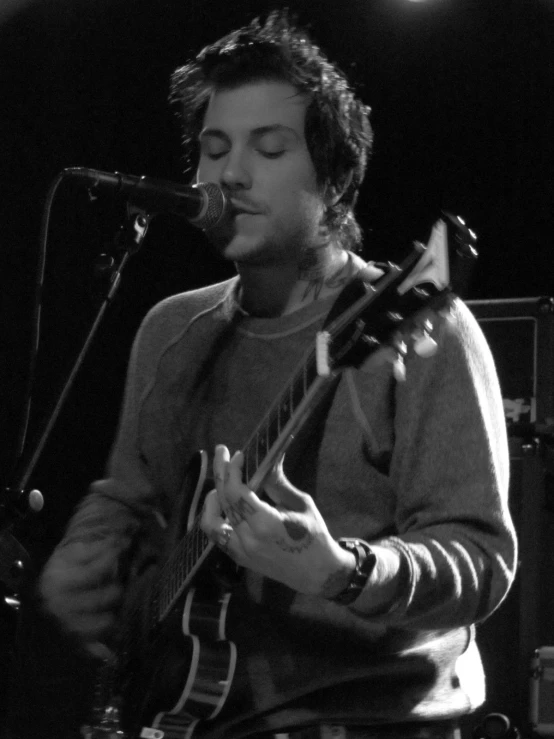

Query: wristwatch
328;538;377;605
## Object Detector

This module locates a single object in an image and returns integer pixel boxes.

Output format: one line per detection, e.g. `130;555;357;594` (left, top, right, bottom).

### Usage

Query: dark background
0;0;553;736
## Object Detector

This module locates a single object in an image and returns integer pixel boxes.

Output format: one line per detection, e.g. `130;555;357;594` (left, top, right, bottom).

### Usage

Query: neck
236;244;354;318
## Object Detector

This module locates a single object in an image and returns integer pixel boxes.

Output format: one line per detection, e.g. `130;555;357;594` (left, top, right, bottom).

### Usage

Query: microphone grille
193;182;227;230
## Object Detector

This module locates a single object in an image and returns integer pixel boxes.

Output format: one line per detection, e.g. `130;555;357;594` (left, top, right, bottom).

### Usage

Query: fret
256;431;266;461
169;567;175;602
289;381;293;418
291;372;305;412
267;410;280;452
278;393;286;427
244;444;257;485
244;451;251;483
168;566;175;601
305;356;318;388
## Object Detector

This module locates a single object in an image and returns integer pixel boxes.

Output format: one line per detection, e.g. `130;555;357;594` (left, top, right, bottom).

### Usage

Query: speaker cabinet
463;297;554;737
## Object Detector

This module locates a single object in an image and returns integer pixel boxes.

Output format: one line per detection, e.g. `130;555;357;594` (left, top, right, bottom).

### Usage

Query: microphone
62;167;227;230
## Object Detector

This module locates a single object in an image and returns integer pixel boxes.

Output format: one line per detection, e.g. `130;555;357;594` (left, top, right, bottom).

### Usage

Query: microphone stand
1;204;153;603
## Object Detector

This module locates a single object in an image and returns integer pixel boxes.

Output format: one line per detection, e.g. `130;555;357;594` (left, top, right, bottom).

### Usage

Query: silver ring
218;525;233;550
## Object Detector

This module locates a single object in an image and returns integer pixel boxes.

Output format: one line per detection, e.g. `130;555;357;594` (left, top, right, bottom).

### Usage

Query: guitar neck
241;245;426;491
242;352;334;493
154;358;335;624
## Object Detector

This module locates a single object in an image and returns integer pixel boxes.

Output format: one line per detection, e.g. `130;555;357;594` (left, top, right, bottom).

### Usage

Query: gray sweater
61;274;517;737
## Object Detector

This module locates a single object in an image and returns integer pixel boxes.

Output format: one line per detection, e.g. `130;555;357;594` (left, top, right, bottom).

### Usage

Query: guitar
83;214;477;739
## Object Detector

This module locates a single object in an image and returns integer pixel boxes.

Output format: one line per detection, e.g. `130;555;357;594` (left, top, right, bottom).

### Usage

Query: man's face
196;80;327;265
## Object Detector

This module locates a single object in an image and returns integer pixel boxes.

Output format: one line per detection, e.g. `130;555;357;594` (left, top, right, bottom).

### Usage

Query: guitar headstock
319;213;478;378
398;212;478;296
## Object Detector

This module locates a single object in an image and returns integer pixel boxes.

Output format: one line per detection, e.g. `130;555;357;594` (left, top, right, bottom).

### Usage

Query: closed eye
258;150;285;159
205;151;228;161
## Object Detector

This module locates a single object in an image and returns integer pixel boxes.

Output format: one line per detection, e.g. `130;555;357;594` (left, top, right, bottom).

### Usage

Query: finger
67;610;118;642
213;444;231;485
214;450;253;526
201;489;225;536
215;523;234;553
61;536;123;566
42;551;118;598
221;452;262;526
227;450;246;493
264;467;308;513
62;583;123;615
213;444;231;507
86;641;116;662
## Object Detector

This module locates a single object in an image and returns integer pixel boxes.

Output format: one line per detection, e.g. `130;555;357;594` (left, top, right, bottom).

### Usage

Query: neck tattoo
299;249;353;302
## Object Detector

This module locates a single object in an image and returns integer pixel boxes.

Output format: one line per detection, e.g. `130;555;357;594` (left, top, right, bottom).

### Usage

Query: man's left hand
200;444;356;598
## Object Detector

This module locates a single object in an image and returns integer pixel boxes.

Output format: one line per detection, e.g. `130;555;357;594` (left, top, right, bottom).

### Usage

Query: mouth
229;198;261;216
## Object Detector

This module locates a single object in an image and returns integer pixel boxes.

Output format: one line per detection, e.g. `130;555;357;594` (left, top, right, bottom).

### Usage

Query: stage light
0;0;35;24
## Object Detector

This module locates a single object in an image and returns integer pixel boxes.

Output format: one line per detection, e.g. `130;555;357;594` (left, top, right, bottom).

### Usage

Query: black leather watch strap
328;538;377;605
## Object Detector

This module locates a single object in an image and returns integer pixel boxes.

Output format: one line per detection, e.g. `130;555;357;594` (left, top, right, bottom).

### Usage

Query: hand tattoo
273;533;314;554
272;515;314;553
283;518;309;541
226;497;256;527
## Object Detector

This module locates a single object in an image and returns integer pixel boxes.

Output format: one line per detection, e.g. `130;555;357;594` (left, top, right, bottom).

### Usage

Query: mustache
226;192;267;215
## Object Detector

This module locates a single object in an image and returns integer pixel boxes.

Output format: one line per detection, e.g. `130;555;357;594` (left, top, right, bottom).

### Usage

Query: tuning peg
391;339;408;382
413;321;438;358
414;332;437;358
393;355;406;382
4;595;21;611
414;333;437;358
362;334;380;348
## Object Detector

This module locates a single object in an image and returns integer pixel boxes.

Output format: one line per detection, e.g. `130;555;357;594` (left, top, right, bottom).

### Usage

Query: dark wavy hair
169;10;373;250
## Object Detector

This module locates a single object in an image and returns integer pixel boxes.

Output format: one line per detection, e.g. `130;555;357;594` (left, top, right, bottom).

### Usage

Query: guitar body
117;451;237;739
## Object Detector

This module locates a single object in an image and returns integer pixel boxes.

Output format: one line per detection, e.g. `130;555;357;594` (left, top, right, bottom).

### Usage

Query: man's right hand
38;538;123;660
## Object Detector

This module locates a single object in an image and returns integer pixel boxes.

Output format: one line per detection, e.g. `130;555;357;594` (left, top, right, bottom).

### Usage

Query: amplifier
466;297;554;433
531;646;554;735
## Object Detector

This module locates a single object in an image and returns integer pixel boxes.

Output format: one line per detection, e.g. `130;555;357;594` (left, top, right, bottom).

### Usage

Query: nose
220;147;252;191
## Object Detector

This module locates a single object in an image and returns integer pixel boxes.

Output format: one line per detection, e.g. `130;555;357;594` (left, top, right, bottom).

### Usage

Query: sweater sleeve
59;304;167;553
352;299;517;628
57;278;237;556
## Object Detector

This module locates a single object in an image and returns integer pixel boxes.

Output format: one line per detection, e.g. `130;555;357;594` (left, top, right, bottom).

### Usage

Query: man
38;11;517;739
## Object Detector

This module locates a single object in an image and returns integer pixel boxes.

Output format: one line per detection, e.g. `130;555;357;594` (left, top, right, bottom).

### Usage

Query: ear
325;169;353;206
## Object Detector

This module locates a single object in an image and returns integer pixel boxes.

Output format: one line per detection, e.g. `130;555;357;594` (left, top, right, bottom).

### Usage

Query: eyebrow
199;124;301;142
